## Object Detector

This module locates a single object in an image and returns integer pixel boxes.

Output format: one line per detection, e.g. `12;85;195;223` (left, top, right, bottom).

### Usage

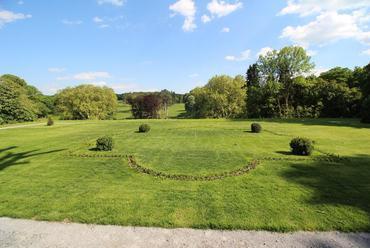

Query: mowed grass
0;117;370;231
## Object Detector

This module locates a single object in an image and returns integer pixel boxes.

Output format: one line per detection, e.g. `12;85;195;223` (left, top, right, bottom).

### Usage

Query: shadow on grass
275;151;294;156
0;147;65;171
231;118;370;129
170;112;191;119
281;154;370;230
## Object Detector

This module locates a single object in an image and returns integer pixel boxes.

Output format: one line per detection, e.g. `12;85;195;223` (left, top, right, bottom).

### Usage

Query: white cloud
73;72;111;81
207;0;242;18
279;0;370;17
97;0;125;7
62;19;83;25
257;47;274;57
307;49;317;56
362;49;370;55
225;49;251;61
169;0;197;32
189;73;199;78
279;1;370;51
0;10;31;28
109;83;159;93
93;17;103;23
56;76;70;81
98;24;110;28
313;67;328;76
201;14;211;23
221;27;230;32
92;15;126;29
48;68;66;73
56;72;111;81
87;81;108;86
280;11;370;47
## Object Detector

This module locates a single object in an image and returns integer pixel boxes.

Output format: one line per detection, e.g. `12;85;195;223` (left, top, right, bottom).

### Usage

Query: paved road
0;218;369;248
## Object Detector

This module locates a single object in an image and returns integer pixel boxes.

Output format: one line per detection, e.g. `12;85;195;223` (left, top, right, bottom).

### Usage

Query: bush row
127;156;259;181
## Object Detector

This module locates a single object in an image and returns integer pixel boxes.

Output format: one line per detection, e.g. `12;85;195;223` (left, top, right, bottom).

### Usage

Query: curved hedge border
66;151;126;158
127;156;259;181
258;155;347;163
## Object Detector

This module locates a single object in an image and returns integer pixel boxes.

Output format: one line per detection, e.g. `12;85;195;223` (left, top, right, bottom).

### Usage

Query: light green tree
189;75;246;118
55;84;118;120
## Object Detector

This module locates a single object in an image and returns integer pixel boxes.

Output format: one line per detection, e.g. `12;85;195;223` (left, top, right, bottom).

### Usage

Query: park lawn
114;103;132;119
0;118;369;231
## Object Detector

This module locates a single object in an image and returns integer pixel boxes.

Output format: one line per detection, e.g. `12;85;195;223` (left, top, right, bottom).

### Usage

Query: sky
1;0;370;95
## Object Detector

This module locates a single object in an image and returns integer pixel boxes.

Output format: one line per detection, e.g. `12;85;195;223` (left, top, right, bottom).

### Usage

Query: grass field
0;116;370;231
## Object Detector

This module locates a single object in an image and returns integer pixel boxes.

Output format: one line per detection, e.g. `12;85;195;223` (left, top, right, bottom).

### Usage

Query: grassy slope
0;118;369;231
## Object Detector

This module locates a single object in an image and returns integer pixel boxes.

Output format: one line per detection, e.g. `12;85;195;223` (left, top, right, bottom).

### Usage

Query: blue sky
1;0;370;94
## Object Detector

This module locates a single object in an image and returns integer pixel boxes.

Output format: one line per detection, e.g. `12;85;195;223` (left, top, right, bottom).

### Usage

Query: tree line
0;75;184;123
0;74;54;124
184;46;370;123
1;46;369;123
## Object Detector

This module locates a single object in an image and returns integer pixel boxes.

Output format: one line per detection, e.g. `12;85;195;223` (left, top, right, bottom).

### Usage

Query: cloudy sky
1;0;370;94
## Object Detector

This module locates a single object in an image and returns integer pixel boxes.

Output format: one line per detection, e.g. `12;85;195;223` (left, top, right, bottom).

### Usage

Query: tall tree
246;63;260;88
257;46;314;116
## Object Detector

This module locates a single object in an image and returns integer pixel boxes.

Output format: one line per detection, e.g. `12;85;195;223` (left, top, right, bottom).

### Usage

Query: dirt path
0;218;369;248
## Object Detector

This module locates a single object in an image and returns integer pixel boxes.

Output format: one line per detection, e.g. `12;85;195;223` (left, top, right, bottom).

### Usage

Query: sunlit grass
0;118;369;231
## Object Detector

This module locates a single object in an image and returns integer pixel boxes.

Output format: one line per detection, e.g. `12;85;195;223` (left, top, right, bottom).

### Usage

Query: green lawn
113;103;186;119
0;118;369;231
114;103;132;119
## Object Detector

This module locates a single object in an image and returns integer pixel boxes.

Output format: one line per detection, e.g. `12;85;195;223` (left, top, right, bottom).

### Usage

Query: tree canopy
185;75;246;118
0;74;52;124
55;85;118;120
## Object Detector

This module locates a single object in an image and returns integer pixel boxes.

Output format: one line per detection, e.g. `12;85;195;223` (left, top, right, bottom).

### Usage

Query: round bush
139;124;151;133
47;117;54;126
290;137;314;156
96;136;113;151
251;123;262;133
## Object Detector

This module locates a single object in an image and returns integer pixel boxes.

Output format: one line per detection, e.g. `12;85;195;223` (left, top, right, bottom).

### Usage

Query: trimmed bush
96;136;113;151
290;137;314;156
139;124;151;133
251;123;262;133
47;117;54;126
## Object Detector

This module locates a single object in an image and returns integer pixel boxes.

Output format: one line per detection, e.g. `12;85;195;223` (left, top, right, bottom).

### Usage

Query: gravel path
0;218;369;248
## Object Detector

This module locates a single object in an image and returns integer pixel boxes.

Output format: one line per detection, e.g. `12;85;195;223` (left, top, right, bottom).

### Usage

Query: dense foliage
122;90;183;108
244;46;369;119
96;136;114;151
139;124;151;133
361;96;370;123
128;94;163;119
55;85;118;120
290;137;314;156
184;75;246;118
0;74;52;124
251;123;262;133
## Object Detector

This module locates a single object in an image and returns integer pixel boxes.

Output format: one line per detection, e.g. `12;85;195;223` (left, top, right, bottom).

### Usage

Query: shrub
251;123;262;133
139;124;151;133
290;137;314;156
47;117;54;126
96;136;113;151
